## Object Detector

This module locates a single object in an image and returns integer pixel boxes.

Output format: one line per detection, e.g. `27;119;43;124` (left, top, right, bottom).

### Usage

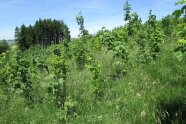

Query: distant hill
7;40;15;44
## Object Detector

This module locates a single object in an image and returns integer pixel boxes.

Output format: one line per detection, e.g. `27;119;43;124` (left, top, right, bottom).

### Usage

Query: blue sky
0;0;180;40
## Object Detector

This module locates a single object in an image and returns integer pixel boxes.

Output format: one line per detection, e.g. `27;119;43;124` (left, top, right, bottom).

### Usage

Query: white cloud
66;0;108;10
70;14;124;38
132;0;179;22
0;0;24;9
0;28;14;40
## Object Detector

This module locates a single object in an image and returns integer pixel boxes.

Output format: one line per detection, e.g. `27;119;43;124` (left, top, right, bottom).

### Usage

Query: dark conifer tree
15;18;71;50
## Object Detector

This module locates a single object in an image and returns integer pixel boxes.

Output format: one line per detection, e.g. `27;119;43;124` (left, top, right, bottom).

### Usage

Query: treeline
15;19;71;50
0;39;10;54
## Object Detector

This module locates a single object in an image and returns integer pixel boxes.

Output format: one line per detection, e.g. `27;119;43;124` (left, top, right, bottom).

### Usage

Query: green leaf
175;51;183;61
175;0;186;5
58;78;64;85
178;39;186;45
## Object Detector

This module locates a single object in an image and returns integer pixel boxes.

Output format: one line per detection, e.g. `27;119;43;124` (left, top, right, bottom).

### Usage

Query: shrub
0;40;10;54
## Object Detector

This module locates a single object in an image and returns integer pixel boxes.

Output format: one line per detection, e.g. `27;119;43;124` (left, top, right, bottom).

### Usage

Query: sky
0;0;181;40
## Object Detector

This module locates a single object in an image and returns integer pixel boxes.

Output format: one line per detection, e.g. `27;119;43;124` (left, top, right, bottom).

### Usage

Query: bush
157;94;186;124
0;40;10;54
